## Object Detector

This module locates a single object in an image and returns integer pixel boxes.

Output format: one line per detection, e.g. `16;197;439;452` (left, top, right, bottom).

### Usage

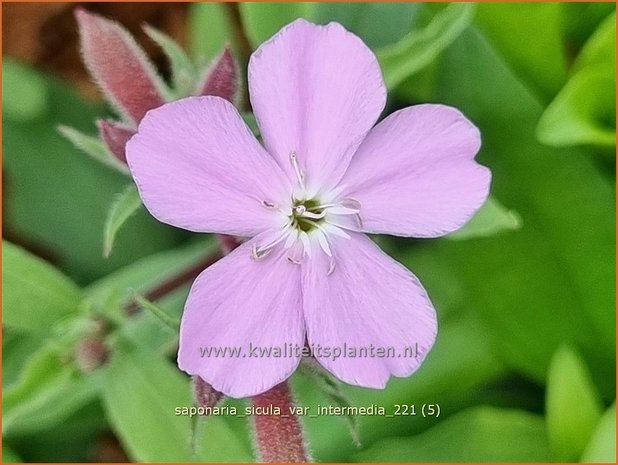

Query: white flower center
252;151;362;274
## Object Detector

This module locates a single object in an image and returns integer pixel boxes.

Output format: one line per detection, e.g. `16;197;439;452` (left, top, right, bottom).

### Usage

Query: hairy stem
252;382;311;463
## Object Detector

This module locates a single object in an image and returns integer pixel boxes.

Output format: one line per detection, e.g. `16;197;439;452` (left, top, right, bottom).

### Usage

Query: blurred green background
2;2;616;463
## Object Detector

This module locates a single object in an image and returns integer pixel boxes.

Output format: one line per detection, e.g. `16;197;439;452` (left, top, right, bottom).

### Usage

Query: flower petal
126;96;291;236
178;235;304;398
341;104;491;237
249;19;386;195
75;8;167;124
302;233;437;388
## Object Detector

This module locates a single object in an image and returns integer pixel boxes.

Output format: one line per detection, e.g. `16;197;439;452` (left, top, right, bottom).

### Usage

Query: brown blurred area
2;2;189;101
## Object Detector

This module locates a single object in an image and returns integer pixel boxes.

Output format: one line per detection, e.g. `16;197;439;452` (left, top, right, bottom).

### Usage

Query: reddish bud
218;235;242;254
75;337;109;373
97;119;135;164
197;46;239;103
75;8;167;124
252;382;311;463
193;376;224;409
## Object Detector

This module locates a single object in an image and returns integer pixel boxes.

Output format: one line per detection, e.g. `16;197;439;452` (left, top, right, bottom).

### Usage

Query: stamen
327;257;336;276
299;210;327;220
315;228;332;257
289;152;306;189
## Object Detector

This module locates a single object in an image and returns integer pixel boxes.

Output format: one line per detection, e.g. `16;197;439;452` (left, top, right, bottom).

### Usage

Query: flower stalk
252;382;311;463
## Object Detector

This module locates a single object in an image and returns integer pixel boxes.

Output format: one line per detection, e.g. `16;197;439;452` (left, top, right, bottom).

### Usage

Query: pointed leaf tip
75;8;167;123
197;46;239;103
97;120;135;165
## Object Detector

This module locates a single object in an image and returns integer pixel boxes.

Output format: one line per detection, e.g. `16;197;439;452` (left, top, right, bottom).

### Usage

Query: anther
261;200;277;209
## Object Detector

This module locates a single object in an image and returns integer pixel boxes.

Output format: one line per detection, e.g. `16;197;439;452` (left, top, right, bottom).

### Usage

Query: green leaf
432;28;615;398
2;241;82;332
103;184;142;258
144;25;195;97
573;11;616;72
536;69;615;148
242;112;260;136
354;407;552;462
312;3;421;49
447;196;522;241
3;344;99;436
189;3;236;64
475;3;568;99
2;57;48;122
131;292;180;331
377;3;475;89
2;444;22;463
581;403;616;463
85;238;217;319
102;342;252;462
57;125;128;174
537;12;616;148
3;69;186;283
2;331;46;389
298;362;360;447
240;2;316;48
294;311;505;462
546;346;603;461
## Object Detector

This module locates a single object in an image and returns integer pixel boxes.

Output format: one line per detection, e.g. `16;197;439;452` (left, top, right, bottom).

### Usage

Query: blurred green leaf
377;3;475;89
2;331;46;389
57;125;128;174
299;362;361;447
432;28;615;399
85;238;216;319
581;403;617;463
537;12;616;148
475;3;567;99
354;406;551;462
131;292;179;331
103;184;142;258
2;64;186;284
240;2;316;48
102;342;251;462
312;3;420;49
447;196;521;241
573;11;616;72
144;25;195;97
2;241;82;332
2;444;22;463
295;311;505;462
3;344;98;436
564;2;616;49
537;70;615;148
2;57;48;122
189;3;237;65
546;346;603;461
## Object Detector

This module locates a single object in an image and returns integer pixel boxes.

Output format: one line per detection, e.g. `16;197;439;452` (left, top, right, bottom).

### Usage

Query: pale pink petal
126;96;291;236
341;104;491;237
178;235;304;398
302;233;437;388
75;8;167;124
197;46;239;103
249;19;386;194
97;119;135;164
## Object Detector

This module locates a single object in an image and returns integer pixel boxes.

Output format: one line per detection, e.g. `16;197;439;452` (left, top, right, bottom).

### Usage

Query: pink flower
127;20;491;398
